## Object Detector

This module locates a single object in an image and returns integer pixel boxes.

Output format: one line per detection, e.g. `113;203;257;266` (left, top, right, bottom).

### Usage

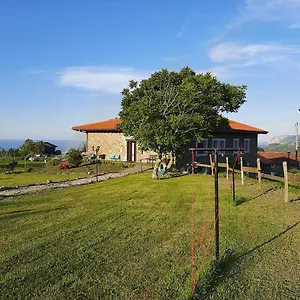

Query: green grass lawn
1;172;299;299
0;161;136;187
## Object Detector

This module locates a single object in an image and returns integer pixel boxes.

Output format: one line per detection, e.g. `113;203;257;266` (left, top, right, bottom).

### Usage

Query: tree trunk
166;155;174;169
152;158;161;180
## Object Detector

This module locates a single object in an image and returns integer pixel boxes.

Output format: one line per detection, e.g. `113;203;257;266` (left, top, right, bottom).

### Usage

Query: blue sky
1;0;300;143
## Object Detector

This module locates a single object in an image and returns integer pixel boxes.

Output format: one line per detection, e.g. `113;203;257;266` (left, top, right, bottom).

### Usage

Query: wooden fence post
240;156;244;186
226;157;229;180
283;161;289;203
257;158;262;191
209;154;214;176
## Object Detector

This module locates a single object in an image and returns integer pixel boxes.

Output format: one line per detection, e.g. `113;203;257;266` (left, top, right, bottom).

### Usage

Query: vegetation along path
0;165;151;198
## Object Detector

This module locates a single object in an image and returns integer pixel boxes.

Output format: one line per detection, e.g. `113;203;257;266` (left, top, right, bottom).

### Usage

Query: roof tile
72;119;122;132
258;151;299;164
72;118;268;134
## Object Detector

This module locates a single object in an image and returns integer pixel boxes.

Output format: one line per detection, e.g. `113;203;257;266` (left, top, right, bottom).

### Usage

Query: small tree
0;148;6;157
67;148;82;167
119;67;247;179
19;139;36;157
7;148;20;158
34;141;45;154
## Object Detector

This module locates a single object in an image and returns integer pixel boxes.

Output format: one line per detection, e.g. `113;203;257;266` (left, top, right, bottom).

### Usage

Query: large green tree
119;67;247;179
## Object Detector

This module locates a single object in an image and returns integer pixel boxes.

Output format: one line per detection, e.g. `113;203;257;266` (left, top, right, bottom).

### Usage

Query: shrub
47;159;61;167
67;148;83;167
7;161;18;171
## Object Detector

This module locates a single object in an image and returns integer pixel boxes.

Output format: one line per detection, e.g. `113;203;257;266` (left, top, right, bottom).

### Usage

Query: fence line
195;157;299;202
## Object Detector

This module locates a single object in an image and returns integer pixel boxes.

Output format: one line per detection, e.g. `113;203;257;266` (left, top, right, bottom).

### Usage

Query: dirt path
0;165;152;199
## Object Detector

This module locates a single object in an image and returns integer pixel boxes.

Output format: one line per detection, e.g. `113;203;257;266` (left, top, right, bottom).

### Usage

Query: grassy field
1;172;299;299
0;161;136;187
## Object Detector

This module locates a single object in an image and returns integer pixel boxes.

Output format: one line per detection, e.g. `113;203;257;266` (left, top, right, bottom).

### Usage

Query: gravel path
0;165;152;199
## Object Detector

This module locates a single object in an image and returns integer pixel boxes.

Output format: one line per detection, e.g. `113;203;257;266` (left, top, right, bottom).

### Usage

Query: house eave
214;129;268;135
72;128;121;133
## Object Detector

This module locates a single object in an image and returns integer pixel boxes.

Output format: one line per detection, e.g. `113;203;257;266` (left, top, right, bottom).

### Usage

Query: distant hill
265;135;298;152
268;135;298;145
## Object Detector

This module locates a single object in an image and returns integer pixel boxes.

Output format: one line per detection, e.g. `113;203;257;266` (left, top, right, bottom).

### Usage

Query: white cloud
289;23;300;28
208;42;300;63
241;0;300;30
197;66;232;80
245;0;300;19
208;0;300;42
58;67;150;94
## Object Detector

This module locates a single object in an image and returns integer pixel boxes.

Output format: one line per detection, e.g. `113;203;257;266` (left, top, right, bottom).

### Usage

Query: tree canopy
119;67;247;159
19;139;45;157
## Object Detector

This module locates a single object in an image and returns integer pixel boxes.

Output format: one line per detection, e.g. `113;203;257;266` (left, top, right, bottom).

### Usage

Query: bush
67;148;82;167
7;161;18;171
47;158;61;167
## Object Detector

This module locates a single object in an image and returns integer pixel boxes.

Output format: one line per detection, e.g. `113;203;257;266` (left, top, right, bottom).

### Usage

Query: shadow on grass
1;206;68;221
159;172;188;180
191;220;300;299
233;196;247;206
190;251;239;299
240;220;300;258
247;186;279;202
234;186;280;206
2;208;36;215
290;197;300;202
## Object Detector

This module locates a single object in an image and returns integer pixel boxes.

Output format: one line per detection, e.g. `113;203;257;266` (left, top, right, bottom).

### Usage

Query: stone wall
87;132;156;161
87;132;127;160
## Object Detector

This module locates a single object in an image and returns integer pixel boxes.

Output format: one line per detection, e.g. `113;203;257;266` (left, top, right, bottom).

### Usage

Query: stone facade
86;131;260;165
87;132;155;161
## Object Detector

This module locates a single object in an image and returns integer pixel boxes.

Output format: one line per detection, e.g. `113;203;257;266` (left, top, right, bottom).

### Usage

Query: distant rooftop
258;151;299;165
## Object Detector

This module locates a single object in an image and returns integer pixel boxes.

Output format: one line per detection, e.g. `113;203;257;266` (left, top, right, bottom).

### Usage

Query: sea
0;139;85;153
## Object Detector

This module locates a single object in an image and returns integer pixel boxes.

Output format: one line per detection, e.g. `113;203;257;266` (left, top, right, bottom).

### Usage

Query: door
126;140;137;161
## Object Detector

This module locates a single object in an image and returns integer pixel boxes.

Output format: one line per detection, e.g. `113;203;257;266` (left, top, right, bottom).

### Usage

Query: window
196;139;208;156
212;138;226;154
244;139;250;153
233;139;239;153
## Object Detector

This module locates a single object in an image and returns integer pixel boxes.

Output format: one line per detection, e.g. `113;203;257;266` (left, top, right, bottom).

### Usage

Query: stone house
72;118;155;162
72;118;268;166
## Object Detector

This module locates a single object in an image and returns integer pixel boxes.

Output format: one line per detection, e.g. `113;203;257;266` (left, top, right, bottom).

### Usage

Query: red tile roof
72;118;268;134
227;120;268;134
72;118;122;132
258;151;299;165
